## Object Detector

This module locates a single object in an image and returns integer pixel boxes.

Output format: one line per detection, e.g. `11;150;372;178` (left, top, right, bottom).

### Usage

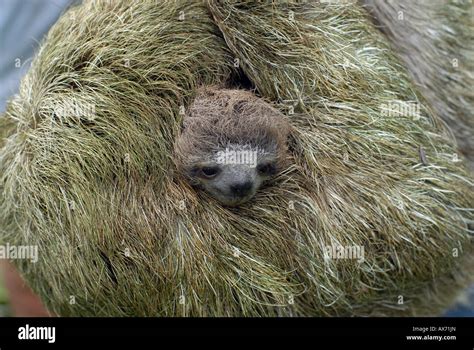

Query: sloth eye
199;166;220;179
257;162;277;176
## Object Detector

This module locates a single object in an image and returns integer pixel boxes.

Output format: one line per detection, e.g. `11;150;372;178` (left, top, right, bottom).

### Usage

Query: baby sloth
175;87;290;207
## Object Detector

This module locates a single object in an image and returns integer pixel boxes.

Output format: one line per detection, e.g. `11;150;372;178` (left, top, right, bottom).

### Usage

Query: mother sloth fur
0;0;473;316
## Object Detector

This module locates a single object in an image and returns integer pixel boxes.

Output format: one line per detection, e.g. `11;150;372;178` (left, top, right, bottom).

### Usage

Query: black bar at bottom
0;317;472;347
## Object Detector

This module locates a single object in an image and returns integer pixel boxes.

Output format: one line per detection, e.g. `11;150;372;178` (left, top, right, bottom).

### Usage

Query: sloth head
175;87;291;207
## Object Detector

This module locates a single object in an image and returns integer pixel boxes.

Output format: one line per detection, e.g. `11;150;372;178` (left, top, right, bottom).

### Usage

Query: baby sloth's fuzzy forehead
176;86;291;163
211;143;274;164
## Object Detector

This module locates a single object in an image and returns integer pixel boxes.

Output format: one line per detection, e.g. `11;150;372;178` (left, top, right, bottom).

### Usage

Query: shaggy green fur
0;0;473;316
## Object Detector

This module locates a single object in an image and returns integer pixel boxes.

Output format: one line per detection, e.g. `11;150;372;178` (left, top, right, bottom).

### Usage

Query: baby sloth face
189;144;279;207
175;87;290;207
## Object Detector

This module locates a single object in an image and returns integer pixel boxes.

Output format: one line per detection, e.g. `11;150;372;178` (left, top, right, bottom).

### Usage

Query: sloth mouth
210;188;256;207
222;191;257;207
223;196;253;207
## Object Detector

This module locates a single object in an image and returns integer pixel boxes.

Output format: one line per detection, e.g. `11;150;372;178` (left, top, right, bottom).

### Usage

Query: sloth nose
230;181;253;197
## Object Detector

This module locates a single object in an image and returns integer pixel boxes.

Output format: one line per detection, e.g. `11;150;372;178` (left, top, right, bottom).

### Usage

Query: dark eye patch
202;166;219;177
257;162;277;176
188;162;221;179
